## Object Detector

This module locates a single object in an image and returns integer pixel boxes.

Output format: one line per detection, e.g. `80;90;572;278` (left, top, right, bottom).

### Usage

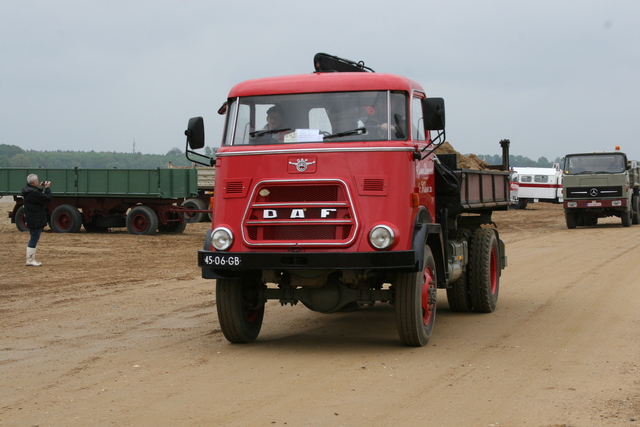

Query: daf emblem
589;188;599;197
289;158;317;172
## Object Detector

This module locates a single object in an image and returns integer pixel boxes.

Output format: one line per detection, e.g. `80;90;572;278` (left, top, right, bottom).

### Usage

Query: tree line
1;143;554;169
0;144;217;169
477;154;562;168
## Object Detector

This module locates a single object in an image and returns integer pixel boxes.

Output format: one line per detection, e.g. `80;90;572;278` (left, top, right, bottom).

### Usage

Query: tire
216;277;265;343
516;199;528;210
15;205;28;232
126;206;159;235
632;195;639;225
565;211;577;229
468;229;500;313
51;204;83;233
395;245;437;347
182;198;207;223
622;207;632;227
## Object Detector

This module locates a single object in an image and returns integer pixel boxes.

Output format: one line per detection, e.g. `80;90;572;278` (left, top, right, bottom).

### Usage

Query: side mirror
185;117;205;149
423;98;445;131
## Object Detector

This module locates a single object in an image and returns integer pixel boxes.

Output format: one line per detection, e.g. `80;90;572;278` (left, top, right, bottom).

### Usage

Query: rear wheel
51;204;83;233
126;206;158;235
216;277;265;343
395;245;437;347
15;205;28;232
468;229;500;313
565;211;577;229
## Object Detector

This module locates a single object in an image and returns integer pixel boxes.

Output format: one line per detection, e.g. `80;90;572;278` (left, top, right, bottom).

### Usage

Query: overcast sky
1;0;639;161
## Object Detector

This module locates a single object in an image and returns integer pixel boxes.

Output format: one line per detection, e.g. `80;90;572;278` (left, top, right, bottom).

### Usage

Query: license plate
202;254;241;267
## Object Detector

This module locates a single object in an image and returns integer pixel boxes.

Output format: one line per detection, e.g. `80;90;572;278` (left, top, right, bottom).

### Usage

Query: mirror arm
184;137;215;166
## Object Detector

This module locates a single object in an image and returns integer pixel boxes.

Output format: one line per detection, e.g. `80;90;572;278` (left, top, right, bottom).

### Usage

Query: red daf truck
185;54;510;346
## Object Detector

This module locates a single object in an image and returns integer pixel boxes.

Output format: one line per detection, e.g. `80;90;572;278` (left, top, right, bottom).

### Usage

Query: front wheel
216;277;265;343
622;207;632;227
565;211;577;229
395;245;437;347
468;229;500;313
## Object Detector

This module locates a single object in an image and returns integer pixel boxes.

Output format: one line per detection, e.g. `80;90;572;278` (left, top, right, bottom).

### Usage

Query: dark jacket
21;185;53;229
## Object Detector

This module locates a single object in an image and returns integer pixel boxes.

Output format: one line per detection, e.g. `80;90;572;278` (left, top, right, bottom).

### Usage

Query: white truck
511;166;563;209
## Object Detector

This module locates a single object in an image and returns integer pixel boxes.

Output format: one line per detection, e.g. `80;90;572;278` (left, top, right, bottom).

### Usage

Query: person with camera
21;174;53;266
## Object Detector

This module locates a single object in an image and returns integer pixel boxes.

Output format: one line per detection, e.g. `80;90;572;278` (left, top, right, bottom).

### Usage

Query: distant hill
0;144;217;169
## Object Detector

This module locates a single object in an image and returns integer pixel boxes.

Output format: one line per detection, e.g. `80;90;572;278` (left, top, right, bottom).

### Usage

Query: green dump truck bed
0;167;199;199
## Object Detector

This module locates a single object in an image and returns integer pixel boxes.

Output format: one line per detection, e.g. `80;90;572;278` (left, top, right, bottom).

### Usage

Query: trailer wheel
395;245;437;347
468;229;499;313
565;211;577;229
216;277;265;343
15;205;28;232
182;198;207;223
126;206;158;235
51;204;83;233
632;195;639;225
622;207;632;227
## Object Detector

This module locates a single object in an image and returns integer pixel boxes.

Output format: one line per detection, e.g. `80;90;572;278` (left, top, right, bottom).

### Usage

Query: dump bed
0;167;198;199
435;153;511;217
458;169;511;210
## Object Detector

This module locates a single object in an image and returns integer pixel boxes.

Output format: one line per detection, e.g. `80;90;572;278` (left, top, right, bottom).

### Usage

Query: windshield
223;91;408;146
564;154;627;175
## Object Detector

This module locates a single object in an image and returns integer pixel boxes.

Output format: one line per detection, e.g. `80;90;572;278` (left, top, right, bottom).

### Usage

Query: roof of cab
227;72;424;98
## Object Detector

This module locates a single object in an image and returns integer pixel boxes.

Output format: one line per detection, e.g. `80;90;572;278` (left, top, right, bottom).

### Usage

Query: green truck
0;167;200;234
562;150;640;228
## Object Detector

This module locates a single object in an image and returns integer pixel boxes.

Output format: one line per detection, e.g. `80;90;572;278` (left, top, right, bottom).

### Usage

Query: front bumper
563;199;627;209
198;249;418;279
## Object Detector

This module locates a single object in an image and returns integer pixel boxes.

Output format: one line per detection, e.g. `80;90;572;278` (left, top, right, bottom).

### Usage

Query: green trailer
0;167;200;234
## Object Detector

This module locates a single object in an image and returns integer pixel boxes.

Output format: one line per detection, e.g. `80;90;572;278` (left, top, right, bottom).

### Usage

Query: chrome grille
243;181;357;246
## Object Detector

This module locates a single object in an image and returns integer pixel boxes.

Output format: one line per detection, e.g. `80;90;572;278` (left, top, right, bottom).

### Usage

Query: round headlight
211;227;233;251
369;225;394;250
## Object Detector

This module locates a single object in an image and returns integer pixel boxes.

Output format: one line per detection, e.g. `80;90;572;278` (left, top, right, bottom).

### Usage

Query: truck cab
562;150;640;227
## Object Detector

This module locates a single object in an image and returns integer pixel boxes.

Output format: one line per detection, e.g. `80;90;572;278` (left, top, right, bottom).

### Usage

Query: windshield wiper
323;127;366;139
250;128;291;138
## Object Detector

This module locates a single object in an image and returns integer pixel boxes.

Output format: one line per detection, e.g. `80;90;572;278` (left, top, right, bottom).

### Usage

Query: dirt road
1;198;639;426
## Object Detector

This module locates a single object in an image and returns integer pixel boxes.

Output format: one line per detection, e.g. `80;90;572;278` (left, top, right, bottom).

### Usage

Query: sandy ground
1;196;639;427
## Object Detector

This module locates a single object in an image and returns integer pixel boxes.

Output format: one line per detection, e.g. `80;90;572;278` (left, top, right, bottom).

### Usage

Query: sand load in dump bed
434;141;490;170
